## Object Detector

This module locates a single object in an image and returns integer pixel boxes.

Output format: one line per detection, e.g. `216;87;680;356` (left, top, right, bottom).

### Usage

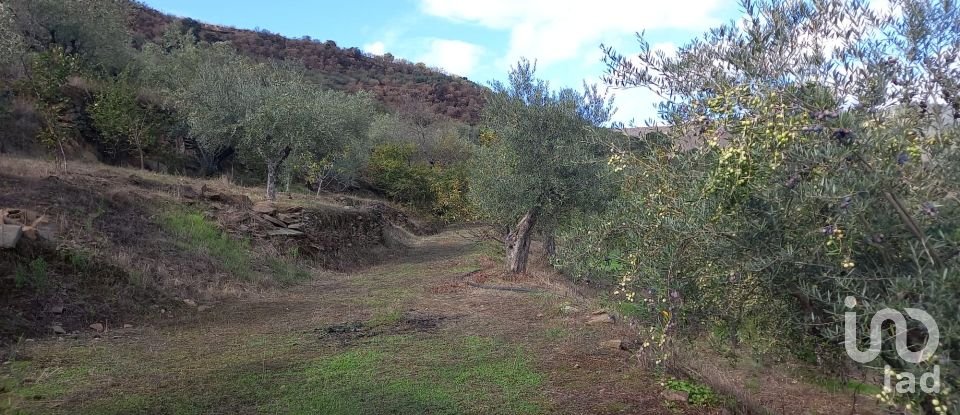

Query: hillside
129;3;487;123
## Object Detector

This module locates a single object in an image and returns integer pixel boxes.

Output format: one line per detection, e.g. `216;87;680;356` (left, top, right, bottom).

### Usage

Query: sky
140;0;745;124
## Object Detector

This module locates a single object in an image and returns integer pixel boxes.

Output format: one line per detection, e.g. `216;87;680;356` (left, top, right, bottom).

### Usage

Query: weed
663;377;720;406
808;375;883;396
543;327;568;341
266;258;311;285
14;258;48;290
62;248;92;271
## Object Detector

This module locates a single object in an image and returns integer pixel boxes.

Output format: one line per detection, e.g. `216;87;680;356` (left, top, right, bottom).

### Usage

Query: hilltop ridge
129;3;487;123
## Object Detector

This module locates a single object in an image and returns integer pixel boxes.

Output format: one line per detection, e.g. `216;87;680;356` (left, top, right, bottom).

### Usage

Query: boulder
51;325;66;335
89;323;104;332
0;224;22;249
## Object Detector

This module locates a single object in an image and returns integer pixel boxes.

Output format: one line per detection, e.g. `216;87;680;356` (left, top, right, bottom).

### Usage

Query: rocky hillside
129;3;487;123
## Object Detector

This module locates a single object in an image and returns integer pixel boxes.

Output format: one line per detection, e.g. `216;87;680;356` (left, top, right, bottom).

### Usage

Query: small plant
62;248;91;271
14;257;49;290
663;377;719;406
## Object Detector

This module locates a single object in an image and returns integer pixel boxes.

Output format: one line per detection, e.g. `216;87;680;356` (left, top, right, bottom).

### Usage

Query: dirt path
3;228;720;414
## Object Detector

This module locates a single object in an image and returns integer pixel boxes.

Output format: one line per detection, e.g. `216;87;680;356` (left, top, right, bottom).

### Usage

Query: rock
560;305;580;314
662;389;689;403
21;226;39;240
267;228;305;237
600;339;623;351
207;191;252;208
51;325;66;335
122;324;133;329
0;224;23;249
277;213;300;224
262;214;288;228
89;323;104;332
252;201;277;215
183;299;198;307
587;313;615;325
48;305;64;314
197;305;212;312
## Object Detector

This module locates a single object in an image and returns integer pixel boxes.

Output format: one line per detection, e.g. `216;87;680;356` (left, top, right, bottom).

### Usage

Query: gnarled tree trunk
265;145;292;201
505;207;539;274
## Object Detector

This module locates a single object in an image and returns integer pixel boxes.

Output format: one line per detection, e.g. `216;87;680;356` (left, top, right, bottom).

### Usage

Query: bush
366;142;473;220
367;142;435;208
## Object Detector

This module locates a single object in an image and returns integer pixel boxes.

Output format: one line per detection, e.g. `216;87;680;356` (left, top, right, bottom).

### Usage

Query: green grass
262;335;544;414
368;309;404;327
266;257;312;285
809;376;883;396
3;333;545;415
543;327;569;341
160;208;251;278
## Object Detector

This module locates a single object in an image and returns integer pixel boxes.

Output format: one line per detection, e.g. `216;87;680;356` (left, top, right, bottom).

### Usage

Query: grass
808;375;884;396
2;333;545;414
159;208;251;278
543;327;569;341
266;257;312;285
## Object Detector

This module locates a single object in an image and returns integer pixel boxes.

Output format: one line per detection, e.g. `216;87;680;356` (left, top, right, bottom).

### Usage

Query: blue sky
141;0;744;123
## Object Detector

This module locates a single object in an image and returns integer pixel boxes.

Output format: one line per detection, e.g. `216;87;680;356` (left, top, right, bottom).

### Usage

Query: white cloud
417;39;484;77
420;0;723;69
363;41;386;55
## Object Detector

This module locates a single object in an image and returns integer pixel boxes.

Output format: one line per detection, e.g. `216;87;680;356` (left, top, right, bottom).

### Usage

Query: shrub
366;142;473;220
367;142;435;208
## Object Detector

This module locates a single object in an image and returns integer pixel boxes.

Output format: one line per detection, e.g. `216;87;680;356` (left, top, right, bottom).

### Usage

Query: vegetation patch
159;207;251;278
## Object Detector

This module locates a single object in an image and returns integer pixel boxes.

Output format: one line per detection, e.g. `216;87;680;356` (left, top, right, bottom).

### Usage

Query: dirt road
2;228;710;414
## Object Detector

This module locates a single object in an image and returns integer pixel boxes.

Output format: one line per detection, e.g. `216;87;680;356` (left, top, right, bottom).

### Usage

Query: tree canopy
470;59;614;273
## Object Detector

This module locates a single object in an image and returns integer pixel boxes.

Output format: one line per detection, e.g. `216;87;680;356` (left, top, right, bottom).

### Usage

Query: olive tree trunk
505;207;539;274
264;145;292;201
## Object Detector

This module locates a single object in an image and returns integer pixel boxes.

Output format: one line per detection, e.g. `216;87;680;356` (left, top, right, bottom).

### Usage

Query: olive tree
598;0;958;412
470;60;614;273
142;39;250;175
0;2;23;70
5;0;133;72
89;71;156;168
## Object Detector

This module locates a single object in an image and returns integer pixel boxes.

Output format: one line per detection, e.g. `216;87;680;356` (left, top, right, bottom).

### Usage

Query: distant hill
129;3;487;123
